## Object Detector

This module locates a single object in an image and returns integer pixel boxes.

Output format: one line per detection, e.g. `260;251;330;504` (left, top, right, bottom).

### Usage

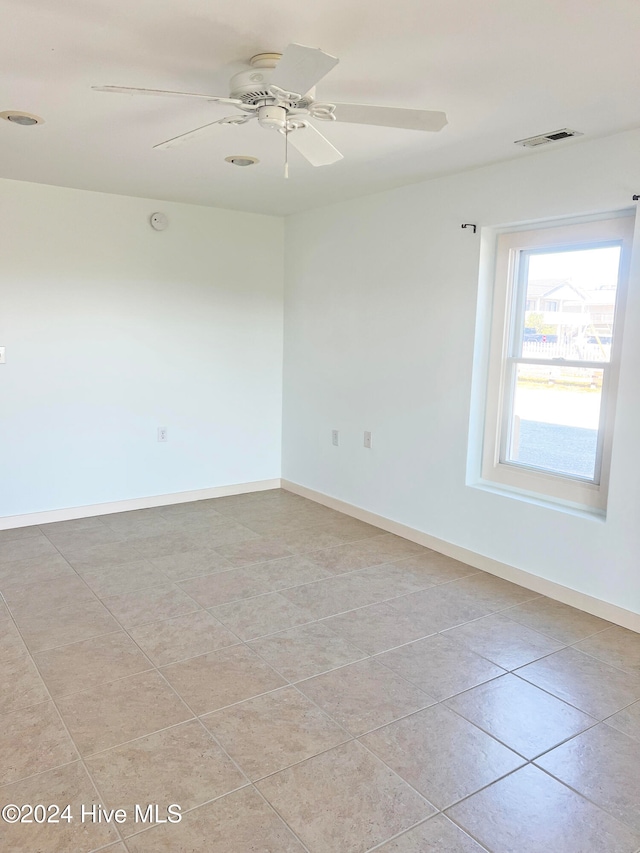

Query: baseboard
0;479;282;530
282;479;640;634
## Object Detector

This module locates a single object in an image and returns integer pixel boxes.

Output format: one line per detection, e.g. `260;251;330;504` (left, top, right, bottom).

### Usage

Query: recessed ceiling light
0;110;45;126
225;155;259;167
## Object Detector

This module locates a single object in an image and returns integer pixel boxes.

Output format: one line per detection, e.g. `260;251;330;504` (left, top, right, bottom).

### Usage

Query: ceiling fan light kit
93;43;448;176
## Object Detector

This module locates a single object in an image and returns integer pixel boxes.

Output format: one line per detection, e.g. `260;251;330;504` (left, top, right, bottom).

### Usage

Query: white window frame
481;213;634;512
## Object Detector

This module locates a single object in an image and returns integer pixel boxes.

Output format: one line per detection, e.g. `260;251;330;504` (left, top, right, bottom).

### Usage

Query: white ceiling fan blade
332;103;447;132
288;123;343;166
153;115;252;150
93;85;242;107
270;44;339;98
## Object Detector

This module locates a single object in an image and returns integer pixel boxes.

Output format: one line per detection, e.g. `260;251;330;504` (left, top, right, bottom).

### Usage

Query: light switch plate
0;346;5;364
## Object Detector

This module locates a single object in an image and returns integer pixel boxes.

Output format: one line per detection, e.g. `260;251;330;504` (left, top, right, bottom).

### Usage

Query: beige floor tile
0;553;74;591
127;610;238;666
298;658;434;736
504;597;613;643
272;522;380;555
40;516;113;536
446;673;595;758
280;571;405;619
377;634;505;700
442;612;564;670
574;626;640;676
516;647;640;719
149;548;234;580
17;599;121;653
244;515;331;536
3;573;96;617
0;700;78;785
101;507;169;525
34;631;152;697
387;584;492;634
100;515;175;539
0;533;59;564
376;814;489;852
605;700;640;741
391;551;479;584
446;764;640;853
168;514;244;535
65;539;147;571
3;494;635;853
536;723;640;833
0;649;51;712
301;539;384;574
246;554;333;589
353;561;439;597
257;740;435;853
0;762;119;852
126;786;305;852
177;568;270;608
77;559;170;598
362;704;523;808
121;531;207;559
0;525;41;542
362;555;473;592
86;720;247;836
323;601;436;654
311;516;384;538
277;574;364;619
160;644;286;714
305;535;422;575
202;686;348;780
158;500;224;519
447;573;540;611
43;526;124;554
0;605;27;665
209;592;312;640
249;622;366;681
190;524;261;548
102;584;200;627
57;670;192;755
212;538;295;567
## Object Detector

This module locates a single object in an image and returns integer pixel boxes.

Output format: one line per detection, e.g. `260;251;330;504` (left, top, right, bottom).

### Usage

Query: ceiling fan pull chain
284;126;289;179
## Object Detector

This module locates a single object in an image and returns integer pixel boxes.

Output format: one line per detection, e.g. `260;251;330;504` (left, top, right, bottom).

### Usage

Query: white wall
282;129;640;616
0;179;284;517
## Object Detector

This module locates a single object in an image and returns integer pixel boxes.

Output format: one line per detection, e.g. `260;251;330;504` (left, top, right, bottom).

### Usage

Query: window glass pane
518;246;621;362
505;364;604;480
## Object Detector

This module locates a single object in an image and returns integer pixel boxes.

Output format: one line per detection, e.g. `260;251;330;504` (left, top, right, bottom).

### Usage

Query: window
481;214;634;511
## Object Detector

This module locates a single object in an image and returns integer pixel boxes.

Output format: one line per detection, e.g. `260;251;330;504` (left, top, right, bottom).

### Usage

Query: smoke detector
515;128;583;148
0;111;44;126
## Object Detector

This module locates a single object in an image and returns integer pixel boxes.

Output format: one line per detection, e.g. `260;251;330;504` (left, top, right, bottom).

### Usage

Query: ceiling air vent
515;128;583;148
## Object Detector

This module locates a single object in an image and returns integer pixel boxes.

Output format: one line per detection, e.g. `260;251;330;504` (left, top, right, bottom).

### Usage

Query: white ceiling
2;0;640;216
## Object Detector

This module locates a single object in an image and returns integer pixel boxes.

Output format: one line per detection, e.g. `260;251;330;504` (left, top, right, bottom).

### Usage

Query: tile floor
1;488;639;852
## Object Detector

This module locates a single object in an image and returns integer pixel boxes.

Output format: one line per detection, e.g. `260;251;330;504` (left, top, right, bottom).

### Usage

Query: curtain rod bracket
461;223;477;234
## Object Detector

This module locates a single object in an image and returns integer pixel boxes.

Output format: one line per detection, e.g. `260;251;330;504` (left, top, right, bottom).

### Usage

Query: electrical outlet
157;427;168;442
364;431;372;449
332;430;339;446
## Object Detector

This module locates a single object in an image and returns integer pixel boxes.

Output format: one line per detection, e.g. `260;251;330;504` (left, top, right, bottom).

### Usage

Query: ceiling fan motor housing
230;67;314;108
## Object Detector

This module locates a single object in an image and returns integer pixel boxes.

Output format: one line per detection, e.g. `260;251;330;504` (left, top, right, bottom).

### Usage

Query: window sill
469;478;607;521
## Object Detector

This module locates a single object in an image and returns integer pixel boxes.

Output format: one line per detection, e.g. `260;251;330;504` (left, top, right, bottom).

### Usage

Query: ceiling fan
94;43;447;175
